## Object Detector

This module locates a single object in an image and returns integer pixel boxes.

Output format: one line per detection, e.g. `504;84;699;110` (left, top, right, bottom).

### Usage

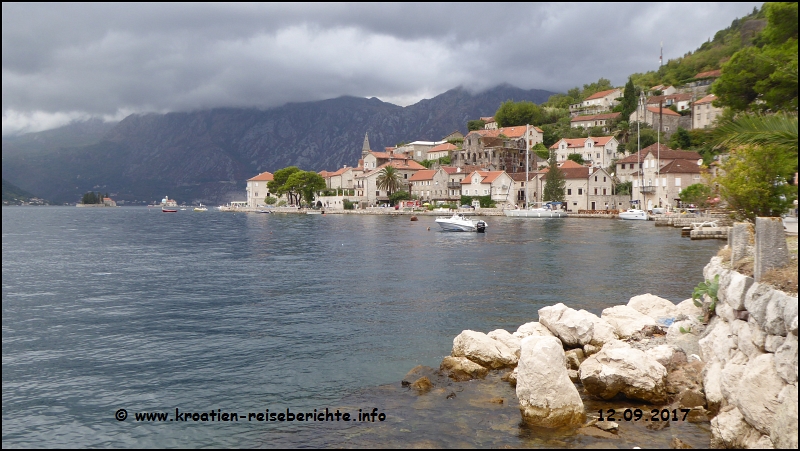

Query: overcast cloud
2;2;761;135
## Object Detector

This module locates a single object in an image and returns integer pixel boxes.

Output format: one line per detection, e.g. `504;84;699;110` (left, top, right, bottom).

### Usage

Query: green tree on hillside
494;100;544;127
542;150;566;202
467;119;486;131
670;127;692;149
713;2;798;112
532;142;549;160
620;78;638;121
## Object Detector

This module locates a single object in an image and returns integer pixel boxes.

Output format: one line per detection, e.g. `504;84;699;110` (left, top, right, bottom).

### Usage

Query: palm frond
714;112;798;151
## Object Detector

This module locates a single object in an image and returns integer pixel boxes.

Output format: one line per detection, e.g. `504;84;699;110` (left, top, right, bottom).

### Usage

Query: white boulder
578;341;668;403
516;336;584;428
601;305;658;339
627;293;677;323
538;303;616;347
487;329;521;358
452;330;517;369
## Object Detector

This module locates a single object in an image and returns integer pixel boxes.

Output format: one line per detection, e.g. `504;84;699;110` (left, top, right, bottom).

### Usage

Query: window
578;188;583;195
603;177;606;182
376;191;380;196
255;192;258;197
603;188;607;195
597;153;600;159
675;178;681;187
255;182;259;187
404;174;408;179
594;176;597;182
594;188;598;195
567;189;572;195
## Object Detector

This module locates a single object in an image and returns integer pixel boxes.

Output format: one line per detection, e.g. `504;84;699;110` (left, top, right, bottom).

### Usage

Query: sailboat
619;93;648;221
504;125;567;218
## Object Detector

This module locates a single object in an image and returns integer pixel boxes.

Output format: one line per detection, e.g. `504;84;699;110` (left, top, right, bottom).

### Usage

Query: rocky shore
402;256;798;448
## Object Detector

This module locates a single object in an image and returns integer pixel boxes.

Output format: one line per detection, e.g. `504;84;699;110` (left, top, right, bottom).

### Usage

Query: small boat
619;209;648;220
435;212;487;232
160;196;178;212
504;202;567;218
193;203;208;212
162;207;177;213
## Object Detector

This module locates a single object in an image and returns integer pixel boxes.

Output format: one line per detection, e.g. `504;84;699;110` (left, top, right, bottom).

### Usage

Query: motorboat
435;213;487;232
504;202;567;218
619;209;648;220
193;203;208;212
162;207;177;213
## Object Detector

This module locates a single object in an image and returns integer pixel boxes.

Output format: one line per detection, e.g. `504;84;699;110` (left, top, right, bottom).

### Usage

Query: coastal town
239;75;723;215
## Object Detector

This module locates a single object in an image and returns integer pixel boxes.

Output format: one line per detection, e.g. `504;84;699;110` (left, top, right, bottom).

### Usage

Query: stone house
409;168;459;203
570;113;620;133
442;130;465;142
650;85;677;96
615;144;704;210
647;93;693;113
452;125;544;172
323;166;361;192
569;88;623;115
550;136;622;169
693;94;724;129
246;171;275;208
460;170;515;206
481;117;498;130
354;159;425;206
530;161;617;211
629;106;690;139
426;142;457;161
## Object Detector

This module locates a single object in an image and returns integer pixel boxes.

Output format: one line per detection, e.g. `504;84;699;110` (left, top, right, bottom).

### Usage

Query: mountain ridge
2;84;555;204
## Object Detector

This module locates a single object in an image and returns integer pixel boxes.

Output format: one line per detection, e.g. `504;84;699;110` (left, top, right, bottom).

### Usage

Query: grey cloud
2;2;761;135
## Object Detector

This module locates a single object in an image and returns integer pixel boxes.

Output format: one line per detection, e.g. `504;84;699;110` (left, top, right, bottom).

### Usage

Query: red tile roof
247;171;274;181
645;106;681;116
408;170;437;181
428;142;457;152
584;88;621;101
561;167;591;179
617;144;702;163
559;160;585;169
369;151;409;160
461;171;506;185
659;159;703;174
694;94;716;105
647;93;693;104
695;70;721;79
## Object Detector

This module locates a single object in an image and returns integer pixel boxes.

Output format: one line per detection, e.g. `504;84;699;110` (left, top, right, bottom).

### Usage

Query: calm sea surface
2;207;720;448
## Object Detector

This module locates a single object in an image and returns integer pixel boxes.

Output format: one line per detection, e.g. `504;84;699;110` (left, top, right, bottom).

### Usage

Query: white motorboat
504;202;567;218
435;213;487;232
619;209;648;220
193;203;208;212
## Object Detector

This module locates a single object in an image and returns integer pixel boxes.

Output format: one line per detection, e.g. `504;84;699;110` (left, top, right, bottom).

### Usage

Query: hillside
1;85;553;204
2;179;49;205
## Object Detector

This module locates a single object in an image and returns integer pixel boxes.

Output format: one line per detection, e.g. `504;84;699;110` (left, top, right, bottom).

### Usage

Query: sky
2;2;762;136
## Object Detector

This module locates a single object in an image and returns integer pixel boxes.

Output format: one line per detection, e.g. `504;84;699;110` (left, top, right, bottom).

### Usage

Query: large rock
516;336;584;428
770;384;798;449
698;317;736;365
513;321;555;339
774;334;798;385
487;329;521;358
719;351;748;407
785;298;798;336
674;298;703;321
710;405;767;449
744;282;774;329
627;293;677;324
721;271;753;311
735;320;764;359
538;303;616;347
579;341;668;403
601;305;658;339
736;353;786;436
452;330;517;369
703;360;724;414
666;318;703;358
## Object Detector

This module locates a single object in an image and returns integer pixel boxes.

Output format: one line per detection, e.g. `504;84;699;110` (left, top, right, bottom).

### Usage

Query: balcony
640;186;656;194
447;182;461;189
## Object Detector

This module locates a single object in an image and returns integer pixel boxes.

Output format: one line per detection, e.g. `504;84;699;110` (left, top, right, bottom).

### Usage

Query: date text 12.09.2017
597;408;691;422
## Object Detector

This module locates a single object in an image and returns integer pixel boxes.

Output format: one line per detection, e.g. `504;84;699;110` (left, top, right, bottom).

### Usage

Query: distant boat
504;202;567;218
162;207;177;213
194;203;208;212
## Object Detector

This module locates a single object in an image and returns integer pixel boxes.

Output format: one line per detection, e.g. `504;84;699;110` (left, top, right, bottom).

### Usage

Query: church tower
361;132;371;159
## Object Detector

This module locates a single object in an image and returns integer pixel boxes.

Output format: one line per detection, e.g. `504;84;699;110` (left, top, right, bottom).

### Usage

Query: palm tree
376;165;403;196
714;112;798;152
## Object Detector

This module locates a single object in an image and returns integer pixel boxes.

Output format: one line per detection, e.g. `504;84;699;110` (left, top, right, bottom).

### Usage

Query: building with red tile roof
570;113;621;133
246;171;276;208
549;136;621;168
693;94;723;129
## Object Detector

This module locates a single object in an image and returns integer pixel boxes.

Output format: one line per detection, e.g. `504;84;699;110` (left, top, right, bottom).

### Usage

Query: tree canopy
494;100;544;127
543;150;566;202
467;119;485;131
376;166;403;196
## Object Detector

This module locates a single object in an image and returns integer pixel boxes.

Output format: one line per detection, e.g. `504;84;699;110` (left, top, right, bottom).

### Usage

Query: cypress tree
543;150;566;202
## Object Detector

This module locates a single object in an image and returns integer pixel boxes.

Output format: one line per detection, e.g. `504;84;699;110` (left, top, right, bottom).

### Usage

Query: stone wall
701;256;798;449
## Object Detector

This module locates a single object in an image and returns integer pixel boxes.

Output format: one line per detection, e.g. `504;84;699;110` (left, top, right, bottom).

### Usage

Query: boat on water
619;209;648;220
504;202;567;218
161;196;178;212
193;203;208;212
435;213;487;232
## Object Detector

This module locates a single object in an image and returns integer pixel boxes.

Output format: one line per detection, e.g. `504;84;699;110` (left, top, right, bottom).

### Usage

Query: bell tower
361;132;371;159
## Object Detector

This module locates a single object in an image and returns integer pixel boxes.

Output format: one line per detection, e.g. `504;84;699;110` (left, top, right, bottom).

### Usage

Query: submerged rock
516;336;584;428
440;356;488;381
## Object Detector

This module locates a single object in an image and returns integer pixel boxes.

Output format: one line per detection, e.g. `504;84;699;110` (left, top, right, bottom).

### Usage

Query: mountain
1;85;554;204
2;179;49;205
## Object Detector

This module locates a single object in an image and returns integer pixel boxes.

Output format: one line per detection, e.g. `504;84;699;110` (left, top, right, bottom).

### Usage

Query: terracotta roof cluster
247;171;274;182
584;89;621;101
428;142;457;153
461;171;506;185
408;170;437;181
559;160;585;169
570;112;621;122
466;125;543;140
695;69;721;79
370;151;409;160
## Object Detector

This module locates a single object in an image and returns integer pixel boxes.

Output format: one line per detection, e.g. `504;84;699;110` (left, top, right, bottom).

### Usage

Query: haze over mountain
2;84;553;204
